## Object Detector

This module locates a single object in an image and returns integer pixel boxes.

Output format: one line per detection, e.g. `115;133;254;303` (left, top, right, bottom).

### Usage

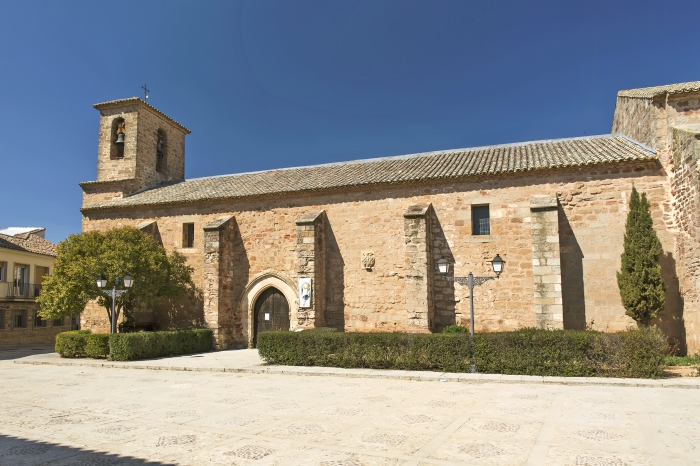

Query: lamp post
97;274;134;334
437;254;505;373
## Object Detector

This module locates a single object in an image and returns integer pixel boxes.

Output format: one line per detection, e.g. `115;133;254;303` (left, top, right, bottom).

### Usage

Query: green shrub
474;328;597;377
258;331;472;371
443;325;469;334
84;334;110;358
257;327;669;378
55;330;91;358
665;355;700;366
109;328;213;361
589;327;668;378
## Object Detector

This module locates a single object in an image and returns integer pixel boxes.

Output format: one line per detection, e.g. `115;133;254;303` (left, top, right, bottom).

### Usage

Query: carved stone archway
240;270;298;348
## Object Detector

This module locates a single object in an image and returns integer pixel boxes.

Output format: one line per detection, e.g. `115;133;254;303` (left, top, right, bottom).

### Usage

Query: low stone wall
0;302;71;347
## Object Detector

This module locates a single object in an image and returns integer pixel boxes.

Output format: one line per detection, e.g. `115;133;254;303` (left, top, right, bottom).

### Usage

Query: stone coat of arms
361;251;375;270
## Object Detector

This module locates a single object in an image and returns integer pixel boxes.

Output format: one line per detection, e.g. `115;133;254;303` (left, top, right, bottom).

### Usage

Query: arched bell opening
252;286;290;347
156;129;167;173
110;118;126;160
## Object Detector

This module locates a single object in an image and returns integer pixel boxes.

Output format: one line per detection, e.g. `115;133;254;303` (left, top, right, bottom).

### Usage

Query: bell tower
82;97;191;204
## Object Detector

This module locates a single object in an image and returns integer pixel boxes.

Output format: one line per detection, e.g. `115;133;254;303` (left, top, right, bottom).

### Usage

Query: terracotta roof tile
0;233;57;257
618;81;700;99
93;97;191;133
81;134;656;213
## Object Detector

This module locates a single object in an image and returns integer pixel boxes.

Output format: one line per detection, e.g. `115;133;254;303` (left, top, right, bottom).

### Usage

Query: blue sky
1;1;698;243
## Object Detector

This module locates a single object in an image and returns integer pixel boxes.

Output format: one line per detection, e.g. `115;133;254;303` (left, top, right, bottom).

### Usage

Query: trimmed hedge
443;324;469;334
303;327;338;333
109;329;213;361
56;328;212;360
258;331;474;372
85;334;110;358
55;330;109;358
257;327;669;378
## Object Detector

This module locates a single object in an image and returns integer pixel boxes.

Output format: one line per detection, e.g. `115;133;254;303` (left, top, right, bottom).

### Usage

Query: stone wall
403;204;434;332
295;211;326;328
530;195;563;329
672;126;700;353
90;101;188;204
557;173;678;335
96;104;139;182
133;104;187;190
80;160;682;348
0;302;71;347
80;180;132;205
612;91;700;168
611;96;659;150
202;216;238;349
612;91;700;352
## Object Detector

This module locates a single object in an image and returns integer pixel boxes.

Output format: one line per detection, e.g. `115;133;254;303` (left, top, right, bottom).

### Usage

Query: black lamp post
437;254;505;373
97;274;134;334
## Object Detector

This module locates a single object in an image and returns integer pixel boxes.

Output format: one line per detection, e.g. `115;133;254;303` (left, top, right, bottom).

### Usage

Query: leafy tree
38;227;193;330
616;187;665;326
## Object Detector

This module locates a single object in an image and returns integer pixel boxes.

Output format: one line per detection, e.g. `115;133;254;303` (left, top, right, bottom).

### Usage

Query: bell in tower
88;97;190;196
115;120;126;144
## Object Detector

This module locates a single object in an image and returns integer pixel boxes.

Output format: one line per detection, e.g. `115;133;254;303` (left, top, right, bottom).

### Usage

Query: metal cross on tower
141;84;150;101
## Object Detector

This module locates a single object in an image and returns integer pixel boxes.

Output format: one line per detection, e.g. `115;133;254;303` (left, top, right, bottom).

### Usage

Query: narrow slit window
156;130;166;173
0;310;5;330
472;205;490;236
183;223;195;248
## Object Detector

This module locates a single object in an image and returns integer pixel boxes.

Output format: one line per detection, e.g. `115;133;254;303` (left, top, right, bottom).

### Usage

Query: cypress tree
616;187;665;326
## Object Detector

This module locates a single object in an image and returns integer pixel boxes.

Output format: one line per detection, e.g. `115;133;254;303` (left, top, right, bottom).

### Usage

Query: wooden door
254;287;290;346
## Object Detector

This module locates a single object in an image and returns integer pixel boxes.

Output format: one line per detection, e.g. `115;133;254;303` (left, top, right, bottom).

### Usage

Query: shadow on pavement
0;434;171;465
0;345;55;361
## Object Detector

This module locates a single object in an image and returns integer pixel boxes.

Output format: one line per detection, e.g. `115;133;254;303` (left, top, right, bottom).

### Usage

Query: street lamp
491;254;505;276
96;274;134;334
437;254;505;373
436;257;449;275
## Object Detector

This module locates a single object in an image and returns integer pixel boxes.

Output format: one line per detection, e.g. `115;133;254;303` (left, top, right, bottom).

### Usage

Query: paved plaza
1;348;700;465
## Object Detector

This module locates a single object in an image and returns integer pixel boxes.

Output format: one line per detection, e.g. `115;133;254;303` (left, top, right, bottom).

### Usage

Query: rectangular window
182;223;195;248
0;262;6;281
13;264;29;297
13;310;27;329
53;316;64;327
70;315;80;331
472;205;491;236
34;312;46;328
0;310;5;330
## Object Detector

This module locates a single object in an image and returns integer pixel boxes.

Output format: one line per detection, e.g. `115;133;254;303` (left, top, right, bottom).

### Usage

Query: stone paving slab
11;348;700;389
2;351;700;465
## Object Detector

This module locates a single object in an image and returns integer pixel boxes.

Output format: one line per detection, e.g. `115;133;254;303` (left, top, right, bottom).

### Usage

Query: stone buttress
530;195;564;329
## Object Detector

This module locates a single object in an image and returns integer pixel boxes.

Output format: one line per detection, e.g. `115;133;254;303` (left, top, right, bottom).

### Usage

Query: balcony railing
0;282;42;299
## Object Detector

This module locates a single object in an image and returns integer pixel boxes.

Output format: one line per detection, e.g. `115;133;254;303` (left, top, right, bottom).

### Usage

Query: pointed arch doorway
253;287;290;346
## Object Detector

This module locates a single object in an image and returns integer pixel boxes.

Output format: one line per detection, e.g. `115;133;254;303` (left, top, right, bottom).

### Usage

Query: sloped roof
0;227;44;236
81;134;656;213
618;81;700;99
93;97;191;133
0;233;57;257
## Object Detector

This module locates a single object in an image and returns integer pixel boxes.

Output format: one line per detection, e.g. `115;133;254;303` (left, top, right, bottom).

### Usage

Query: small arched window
110;118;125;160
156;130;166;172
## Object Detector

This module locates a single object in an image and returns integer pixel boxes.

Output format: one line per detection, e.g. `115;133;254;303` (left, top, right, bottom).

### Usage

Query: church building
79;81;700;354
